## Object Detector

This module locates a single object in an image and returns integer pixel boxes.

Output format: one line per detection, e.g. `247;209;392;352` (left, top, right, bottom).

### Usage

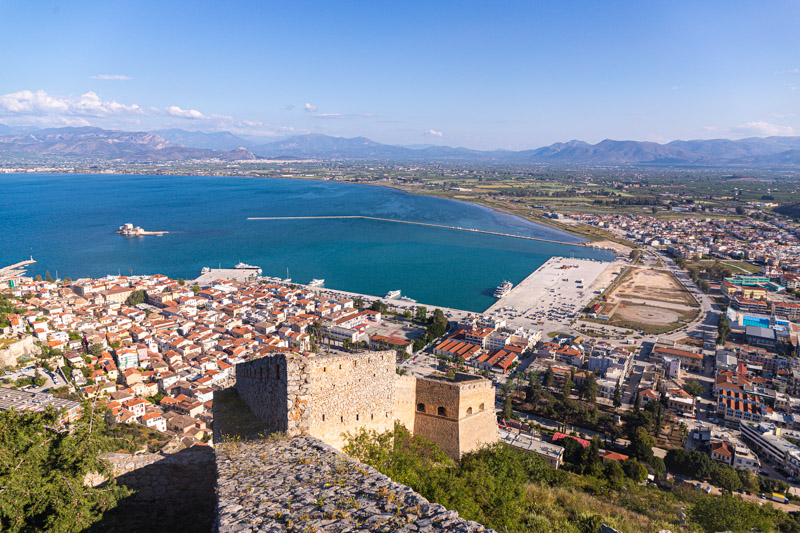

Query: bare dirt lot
613;268;697;307
614;303;681;325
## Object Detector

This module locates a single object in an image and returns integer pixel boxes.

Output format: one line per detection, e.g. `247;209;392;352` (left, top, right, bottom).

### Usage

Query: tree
526;371;541;402
683;380;705;397
603;460;625;487
543;366;555;388
622;458;648;483
586;436;601;467
502;395;513;421
633;389;642;412
415;306;427;322
44;271;54;283
561;373;573;400
192;283;200;295
0;402;130;531
712;464;743;493
688;494;784;533
627;427;654;463
717;314;731;345
612;383;622;408
87;343;105;357
585;373;598;404
648;455;665;475
125;290;146;306
177;278;185;286
34;275;42;282
62;277;72;284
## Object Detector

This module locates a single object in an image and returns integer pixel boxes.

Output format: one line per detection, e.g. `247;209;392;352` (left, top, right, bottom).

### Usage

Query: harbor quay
194;256;618;338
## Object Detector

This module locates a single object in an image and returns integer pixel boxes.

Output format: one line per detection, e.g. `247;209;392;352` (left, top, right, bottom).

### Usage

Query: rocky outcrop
216;436;494;533
0;335;39;367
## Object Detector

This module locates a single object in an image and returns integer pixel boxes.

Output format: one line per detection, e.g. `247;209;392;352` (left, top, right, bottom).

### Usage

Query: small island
116;222;168;237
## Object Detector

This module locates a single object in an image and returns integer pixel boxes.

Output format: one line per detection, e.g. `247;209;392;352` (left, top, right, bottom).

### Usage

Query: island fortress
116;222;168;236
235;350;499;459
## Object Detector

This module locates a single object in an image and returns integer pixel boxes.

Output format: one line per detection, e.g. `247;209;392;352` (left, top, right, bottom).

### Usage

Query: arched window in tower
467;407;473;415
479;403;485;411
437;406;446;416
417;403;425;413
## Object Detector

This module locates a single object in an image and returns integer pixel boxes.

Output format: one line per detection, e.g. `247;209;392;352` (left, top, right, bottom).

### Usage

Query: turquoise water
0;174;614;312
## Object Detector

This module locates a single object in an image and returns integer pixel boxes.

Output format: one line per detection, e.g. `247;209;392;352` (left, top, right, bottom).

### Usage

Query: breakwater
248;215;584;247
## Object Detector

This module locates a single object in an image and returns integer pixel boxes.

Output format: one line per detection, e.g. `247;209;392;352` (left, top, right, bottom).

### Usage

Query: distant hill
152;128;257;151
0;127;256;162
253;133;800;166
2;126;800;167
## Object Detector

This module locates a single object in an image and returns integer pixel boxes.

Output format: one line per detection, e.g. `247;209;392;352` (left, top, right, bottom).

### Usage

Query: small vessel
493;280;513;298
384;290;401;299
201;267;210;274
308;279;325;287
399;296;417;303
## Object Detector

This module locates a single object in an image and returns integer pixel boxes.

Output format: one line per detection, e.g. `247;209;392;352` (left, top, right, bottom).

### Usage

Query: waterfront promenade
247;215;584;247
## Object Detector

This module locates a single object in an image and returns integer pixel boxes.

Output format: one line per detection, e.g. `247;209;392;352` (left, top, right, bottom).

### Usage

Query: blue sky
0;0;798;149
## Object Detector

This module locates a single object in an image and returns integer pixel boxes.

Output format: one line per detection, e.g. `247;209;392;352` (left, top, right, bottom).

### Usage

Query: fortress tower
235;351;498;459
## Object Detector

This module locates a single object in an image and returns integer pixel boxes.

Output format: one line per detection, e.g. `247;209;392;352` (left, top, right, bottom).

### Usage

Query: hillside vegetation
345;423;799;533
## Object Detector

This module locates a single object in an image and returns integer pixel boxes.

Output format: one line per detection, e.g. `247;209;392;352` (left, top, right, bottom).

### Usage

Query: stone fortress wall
235;350;499;459
216;436;495;533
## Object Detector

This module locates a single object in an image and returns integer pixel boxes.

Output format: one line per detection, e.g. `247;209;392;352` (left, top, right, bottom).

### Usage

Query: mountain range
2;125;800;167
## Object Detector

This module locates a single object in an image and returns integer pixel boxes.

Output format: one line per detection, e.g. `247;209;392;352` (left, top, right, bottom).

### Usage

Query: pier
0;257;36;275
247;215;584;247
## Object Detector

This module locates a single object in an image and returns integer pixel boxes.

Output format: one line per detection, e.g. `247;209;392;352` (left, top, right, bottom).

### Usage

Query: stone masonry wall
412;377;498;460
216;435;495;533
235;354;311;436
393;374;417;431
236;351;397;448
85;447;216;533
305;351;396;449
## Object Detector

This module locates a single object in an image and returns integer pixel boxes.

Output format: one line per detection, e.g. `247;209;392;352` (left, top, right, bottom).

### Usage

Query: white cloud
0;89;142;117
91;74;132;81
733;121;795;137
701;125;718;132
304;103;317;112
164;105;205;120
0;88;296;137
424;129;443;137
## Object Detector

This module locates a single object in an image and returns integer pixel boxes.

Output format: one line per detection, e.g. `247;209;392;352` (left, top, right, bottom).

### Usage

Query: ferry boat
493;280;513;298
234;262;262;275
384;290;402;299
308;279;325;287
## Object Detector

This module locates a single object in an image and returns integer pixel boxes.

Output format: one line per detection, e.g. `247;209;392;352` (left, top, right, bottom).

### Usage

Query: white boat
399;296;417;303
308;279;325;287
234;262;262;275
493;280;513;298
384;290;401;299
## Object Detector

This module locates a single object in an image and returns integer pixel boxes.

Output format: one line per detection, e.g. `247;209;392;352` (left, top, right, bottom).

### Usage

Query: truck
771;493;789;504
